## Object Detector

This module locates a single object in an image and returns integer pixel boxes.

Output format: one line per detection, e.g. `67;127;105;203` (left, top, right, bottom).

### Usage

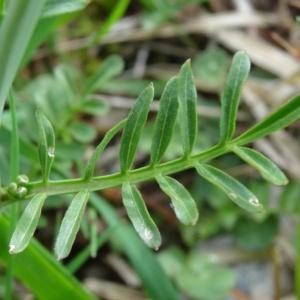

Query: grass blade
93;0;130;42
120;84;154;173
219;51;250;144
234;94;300;145
233;146;288;185
9;193;46;254
156;174;198;225
84;119;126;179
178;59;198;155
36;110;55;182
122;183;161;250
90;193;180;300
84;55;124;95
55;191;89;260
0;215;96;300
43;0;88;18
150;77;179;165
195;163;264;213
0;0;47;120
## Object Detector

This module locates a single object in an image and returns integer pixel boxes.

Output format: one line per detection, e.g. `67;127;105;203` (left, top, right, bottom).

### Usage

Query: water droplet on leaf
144;228;153;240
48;147;55;158
9;244;16;254
249;196;260;206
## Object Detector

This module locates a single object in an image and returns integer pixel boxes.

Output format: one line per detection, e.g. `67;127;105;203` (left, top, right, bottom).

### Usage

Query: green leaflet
84;119;127;179
122;183;161;250
0;0;47;120
156;174;198;225
43;0;88;18
178;59;198;156
54;191;89;260
219;51;250;144
120;84;154;173
9;193;47;254
150;77;179;165
234;94;300;145
233;146;288;186
195;163;264;213
36;110;55;182
84;55;124;95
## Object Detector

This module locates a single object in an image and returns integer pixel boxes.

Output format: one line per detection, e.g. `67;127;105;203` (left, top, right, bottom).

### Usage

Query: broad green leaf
80;99;109;116
36;110;55;182
9;193;46;254
90;194;180;300
233;146;288;185
0;0;47;120
150;77;179;165
0;215;96;300
193;47;230;90
234;94;300;145
195;163;264;213
178;59;198;155
55;191;89;260
122;183;161;250
43;0;88;18
233;215;278;251
84;119;127;179
219;51;250;144
69;120;96;143
156;175;198;225
120;84;154;172
176;253;236;300
84;55;124;95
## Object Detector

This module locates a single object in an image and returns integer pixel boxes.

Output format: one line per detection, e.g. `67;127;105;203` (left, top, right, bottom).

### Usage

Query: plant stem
26;143;229;198
1;116;283;207
5;91;19;300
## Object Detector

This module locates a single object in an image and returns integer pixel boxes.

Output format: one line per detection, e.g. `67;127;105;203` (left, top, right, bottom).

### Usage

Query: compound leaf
120;84;154;172
151;77;179;165
233;146;288;186
55;191;89;260
122;183;161;250
156;175;198;225
9;193;47;254
195;163;263;213
219;51;250;144
178;59;198;155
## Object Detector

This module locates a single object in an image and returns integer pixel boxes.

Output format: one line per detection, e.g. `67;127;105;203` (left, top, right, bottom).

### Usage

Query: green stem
5;91;19;300
1;119;279;207
26;143;229;197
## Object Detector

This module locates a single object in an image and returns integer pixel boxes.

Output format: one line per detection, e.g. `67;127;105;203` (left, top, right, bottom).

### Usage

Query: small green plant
1;51;299;259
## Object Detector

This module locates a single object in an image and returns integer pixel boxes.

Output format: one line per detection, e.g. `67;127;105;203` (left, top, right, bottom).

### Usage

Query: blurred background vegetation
0;0;300;299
